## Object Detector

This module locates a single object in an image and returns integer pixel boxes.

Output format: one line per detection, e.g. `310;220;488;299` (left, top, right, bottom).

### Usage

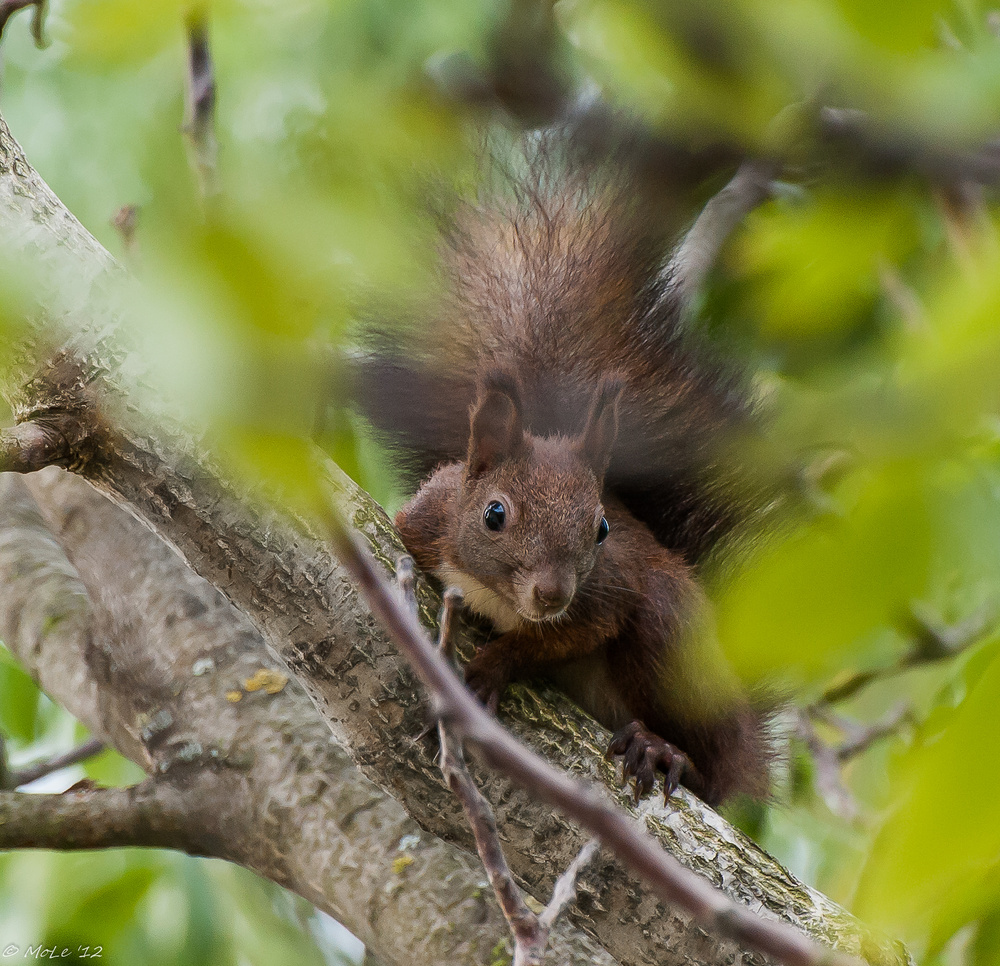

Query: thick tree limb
0;111;909;966
0;779;219;852
0;470;615;966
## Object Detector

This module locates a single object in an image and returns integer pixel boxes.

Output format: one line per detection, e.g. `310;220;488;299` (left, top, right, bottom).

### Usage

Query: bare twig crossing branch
335;526;863;966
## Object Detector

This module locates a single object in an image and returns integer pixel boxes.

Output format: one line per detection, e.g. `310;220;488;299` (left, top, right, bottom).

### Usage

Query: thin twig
183;9;219;200
0;0;47;46
809;704;914;764
796;713;859;822
878;261;924;332
335;525;861;966
435;586;461;663
934;183;995;277
432;588;539;961
111;204;140;267
396;555;419;624
798;703;914;822
539;839;600;932
4;737;105;790
905;602;994;663
425;581;599;966
816;603;995;707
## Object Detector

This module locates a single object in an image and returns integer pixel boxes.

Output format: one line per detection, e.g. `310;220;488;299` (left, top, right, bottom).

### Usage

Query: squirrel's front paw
463;649;512;714
606;721;693;804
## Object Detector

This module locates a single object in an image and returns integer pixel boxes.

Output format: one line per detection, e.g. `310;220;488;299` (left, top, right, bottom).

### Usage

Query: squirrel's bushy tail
354;137;768;566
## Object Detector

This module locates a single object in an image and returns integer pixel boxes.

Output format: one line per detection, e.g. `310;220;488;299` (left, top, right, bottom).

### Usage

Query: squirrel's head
452;370;622;626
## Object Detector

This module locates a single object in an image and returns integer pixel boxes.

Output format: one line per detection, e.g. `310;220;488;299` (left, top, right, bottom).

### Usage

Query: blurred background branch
0;0;45;47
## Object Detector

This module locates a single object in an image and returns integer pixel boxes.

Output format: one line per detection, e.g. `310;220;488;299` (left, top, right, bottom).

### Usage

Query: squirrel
355;138;775;806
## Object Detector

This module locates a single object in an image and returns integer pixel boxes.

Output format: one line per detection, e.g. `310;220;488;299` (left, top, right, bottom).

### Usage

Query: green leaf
855;641;1000;946
717;460;933;684
0;658;41;744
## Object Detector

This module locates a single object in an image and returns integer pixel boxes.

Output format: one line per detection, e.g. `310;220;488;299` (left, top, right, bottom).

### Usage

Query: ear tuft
576;377;623;475
467;369;525;477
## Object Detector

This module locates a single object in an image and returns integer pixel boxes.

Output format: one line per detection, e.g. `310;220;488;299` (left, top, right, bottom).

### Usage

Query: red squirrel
357;145;774;805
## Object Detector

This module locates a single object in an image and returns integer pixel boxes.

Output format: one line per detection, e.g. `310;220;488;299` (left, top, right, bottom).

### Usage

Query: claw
663;753;686;801
463;647;511;715
622;737;646;780
606;720;692;804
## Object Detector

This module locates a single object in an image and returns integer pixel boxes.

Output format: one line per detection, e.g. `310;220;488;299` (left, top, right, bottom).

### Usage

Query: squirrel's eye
484;500;507;532
596;516;610;545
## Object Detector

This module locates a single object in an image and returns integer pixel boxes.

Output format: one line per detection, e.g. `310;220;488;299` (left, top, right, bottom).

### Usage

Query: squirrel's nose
531;576;574;612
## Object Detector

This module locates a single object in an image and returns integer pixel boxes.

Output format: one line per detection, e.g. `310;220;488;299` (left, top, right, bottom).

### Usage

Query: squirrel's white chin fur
434;563;524;633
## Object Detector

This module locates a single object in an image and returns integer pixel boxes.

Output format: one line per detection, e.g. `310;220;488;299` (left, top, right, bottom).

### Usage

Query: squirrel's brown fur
356;141;774;805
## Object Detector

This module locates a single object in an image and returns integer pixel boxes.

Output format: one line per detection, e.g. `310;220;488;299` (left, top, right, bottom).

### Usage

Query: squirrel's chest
434;562;523;633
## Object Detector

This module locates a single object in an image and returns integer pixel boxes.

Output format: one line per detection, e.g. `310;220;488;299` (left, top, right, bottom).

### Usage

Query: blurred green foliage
3;0;1000;963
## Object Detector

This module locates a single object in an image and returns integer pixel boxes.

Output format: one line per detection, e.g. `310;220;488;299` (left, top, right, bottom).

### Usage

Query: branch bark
334;531;859;966
0;780;222;852
0;111;910;966
0;469;614;966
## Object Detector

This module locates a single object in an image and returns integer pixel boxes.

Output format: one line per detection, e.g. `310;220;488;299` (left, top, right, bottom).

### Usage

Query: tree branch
110;204;140;266
816;603;994;707
0;469;617;966
332;519;863;966
0;420;72;473
183;9;219;200
0;110;909;966
665;159;777;311
818;106;1000;186
420;579;600;966
433;588;546;964
3;737;105;790
0;777;219;852
0;0;46;46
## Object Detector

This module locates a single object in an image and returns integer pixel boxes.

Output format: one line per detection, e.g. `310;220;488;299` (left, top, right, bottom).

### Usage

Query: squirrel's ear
467;371;525;477
576;378;623;475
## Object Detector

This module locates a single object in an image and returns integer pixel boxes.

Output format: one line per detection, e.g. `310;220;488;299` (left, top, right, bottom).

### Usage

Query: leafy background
2;0;1000;963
